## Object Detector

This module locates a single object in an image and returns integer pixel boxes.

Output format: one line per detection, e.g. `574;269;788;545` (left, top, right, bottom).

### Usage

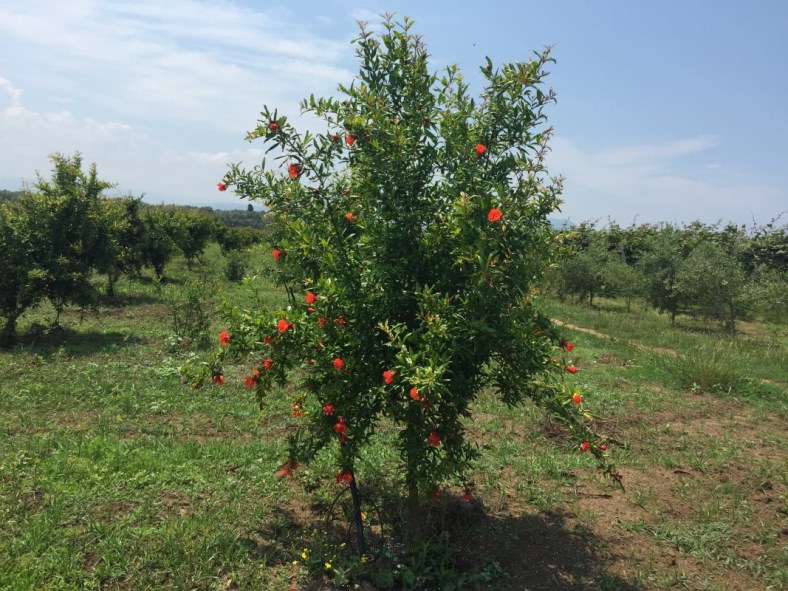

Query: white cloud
0;1;355;133
549;135;783;225
0;78;22;105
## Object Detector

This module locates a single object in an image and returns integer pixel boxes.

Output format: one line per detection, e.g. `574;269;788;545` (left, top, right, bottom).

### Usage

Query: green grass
1;251;786;590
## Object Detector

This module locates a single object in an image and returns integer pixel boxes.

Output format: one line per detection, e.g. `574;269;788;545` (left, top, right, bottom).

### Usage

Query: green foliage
677;242;750;331
214;224;264;254
211;208;267;230
172;209;217;266
27;153;115;320
0;188;23;202
223;250;247;282
658;340;749;393
0;201;47;345
139;206;181;280
205;16;615;539
638;224;686;323
162;278;217;349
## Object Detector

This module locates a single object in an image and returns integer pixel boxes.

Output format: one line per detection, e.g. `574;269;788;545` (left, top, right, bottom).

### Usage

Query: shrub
200;16;617;549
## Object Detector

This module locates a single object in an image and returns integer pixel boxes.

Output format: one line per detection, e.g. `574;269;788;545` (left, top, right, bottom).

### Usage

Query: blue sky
1;0;786;225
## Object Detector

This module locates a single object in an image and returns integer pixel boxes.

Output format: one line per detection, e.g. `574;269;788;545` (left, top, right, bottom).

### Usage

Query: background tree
139;206;181;281
0;201;47;345
27;153;114;322
677;241;750;331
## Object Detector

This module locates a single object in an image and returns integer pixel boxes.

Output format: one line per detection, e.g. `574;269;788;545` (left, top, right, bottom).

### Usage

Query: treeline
0;189;23;202
0;153;264;344
548;220;788;330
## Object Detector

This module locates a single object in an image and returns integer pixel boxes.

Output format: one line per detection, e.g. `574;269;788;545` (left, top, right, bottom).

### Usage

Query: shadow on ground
223;485;641;590
16;325;146;356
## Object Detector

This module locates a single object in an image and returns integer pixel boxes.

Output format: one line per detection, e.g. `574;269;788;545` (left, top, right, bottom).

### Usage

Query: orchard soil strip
553;318;678;357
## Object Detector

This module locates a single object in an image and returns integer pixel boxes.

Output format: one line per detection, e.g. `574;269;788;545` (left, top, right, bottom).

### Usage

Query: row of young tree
549;219;788;330
0;153;264;345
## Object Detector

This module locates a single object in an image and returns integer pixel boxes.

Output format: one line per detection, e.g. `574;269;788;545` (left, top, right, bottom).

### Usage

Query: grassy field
1;246;786;590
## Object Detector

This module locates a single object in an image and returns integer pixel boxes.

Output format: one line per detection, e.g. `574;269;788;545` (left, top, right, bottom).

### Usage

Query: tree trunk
406;477;423;543
348;473;367;557
1;314;19;347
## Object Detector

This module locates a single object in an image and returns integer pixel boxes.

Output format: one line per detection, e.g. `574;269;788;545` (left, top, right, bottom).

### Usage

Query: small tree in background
26;153;114;322
678;242;750;331
204;16;617;547
0;201;47;345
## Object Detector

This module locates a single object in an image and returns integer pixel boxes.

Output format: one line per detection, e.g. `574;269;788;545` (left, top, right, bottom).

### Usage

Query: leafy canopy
206;16;616;499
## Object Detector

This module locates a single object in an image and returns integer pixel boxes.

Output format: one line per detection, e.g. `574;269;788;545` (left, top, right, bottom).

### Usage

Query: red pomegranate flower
333;418;347;434
217;181;227;192
305;291;317;305
383;370;395;384
212;374;224;386
580;441;590;451
409;387;420;401
336;469;353;483
244;375;256;389
344;212;357;222
561;339;574;352
218;331;230;346
339;434;348;445
345;133;356;146
288;163;301;178
277;319;292;333
335;316;347;328
488;208;503;223
276;461;297;478
333;358;344;371
565;365;578;374
427;431;441;446
572;393;583;404
263;358;273;370
272;248;283;261
475;144;486;157
462;490;474;501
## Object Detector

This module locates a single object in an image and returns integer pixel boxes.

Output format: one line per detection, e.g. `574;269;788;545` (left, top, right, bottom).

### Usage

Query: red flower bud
580;441;590;451
427;431;441;446
322;403;335;416
333;358;344;371
217;181;227;192
572;393;582;404
382;370;395;384
288;163;301;179
218;331;230;346
565;365;578;374
212;374;224;386
272;248;283;261
268;121;279;132
475;144;486;157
